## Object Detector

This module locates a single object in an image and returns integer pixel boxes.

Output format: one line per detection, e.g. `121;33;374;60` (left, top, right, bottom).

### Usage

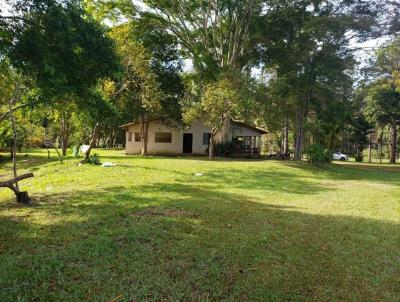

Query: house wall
125;120;211;155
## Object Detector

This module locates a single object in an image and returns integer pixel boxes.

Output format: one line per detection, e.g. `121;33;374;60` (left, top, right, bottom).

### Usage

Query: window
127;132;133;142
134;132;141;142
203;133;211;145
155;132;172;143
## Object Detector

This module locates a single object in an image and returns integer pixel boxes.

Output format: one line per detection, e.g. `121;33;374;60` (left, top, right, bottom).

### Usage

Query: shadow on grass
0;182;399;301
281;161;400;186
0;152;78;172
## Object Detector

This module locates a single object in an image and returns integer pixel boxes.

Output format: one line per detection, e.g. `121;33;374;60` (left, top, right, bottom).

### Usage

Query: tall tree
0;0;118;201
364;81;400;164
362;36;400;164
1;0;119;156
84;2;185;148
110;24;163;155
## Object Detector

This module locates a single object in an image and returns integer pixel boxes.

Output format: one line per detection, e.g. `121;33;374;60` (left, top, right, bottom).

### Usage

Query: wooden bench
0;173;34;204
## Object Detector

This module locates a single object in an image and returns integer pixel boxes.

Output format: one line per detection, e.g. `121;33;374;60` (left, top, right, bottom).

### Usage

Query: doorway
183;133;193;153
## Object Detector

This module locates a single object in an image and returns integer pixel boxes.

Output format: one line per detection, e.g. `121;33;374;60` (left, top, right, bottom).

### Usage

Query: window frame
203;133;211;145
134;132;141;142
155;132;172;143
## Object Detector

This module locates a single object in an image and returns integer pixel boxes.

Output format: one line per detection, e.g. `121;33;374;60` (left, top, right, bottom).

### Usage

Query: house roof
119;118;162;129
231;120;268;134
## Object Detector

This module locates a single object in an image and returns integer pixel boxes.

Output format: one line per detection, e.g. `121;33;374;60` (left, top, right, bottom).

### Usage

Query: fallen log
0;172;34;188
0;172;34;204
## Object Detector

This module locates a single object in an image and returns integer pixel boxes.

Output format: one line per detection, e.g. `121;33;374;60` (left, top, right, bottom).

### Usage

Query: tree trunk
104;136;110;148
340;129;344;152
209;127;217;160
60;113;70;156
293;92;310;161
283;118;289;157
140;115;149;156
9;87;19;192
107;128;112;148
294;110;305;161
109;128;117;148
112;130;119;148
389;124;397;164
6;83;32;203
379;129;383;164
85;123;100;160
54;147;63;163
96;131;102;148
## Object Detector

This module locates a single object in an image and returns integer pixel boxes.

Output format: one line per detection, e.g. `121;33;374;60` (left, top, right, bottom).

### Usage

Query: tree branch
0;103;30;124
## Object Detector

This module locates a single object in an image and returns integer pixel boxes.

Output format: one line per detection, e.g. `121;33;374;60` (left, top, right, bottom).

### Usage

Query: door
183;133;193;153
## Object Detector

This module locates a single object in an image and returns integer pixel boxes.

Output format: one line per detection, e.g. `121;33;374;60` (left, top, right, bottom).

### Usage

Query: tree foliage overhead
1;0;118;100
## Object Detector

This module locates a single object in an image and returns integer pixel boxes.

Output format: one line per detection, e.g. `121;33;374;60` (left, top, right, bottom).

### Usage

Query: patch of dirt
132;207;199;218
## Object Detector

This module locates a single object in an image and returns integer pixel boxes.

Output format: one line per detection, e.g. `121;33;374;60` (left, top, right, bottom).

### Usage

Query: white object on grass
80;144;90;154
194;173;204;176
102;162;116;167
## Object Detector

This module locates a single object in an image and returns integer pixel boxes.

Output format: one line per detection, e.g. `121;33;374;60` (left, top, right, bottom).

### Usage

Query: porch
232;136;262;155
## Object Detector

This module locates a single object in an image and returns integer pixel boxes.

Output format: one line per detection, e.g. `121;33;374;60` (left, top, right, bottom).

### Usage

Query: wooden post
389;124;397;164
368;132;372;163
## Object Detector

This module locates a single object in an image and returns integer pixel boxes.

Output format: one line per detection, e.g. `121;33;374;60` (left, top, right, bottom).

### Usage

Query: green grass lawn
0;149;399;301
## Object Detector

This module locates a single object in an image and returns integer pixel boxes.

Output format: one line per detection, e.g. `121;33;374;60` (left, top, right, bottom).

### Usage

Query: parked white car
332;152;348;161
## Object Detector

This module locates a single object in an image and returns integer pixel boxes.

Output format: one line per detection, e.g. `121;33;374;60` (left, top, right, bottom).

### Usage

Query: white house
119;118;267;155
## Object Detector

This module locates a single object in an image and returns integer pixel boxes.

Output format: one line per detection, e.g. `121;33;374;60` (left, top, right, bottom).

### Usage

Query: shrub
88;153;101;165
354;153;363;162
213;142;234;157
304;144;331;166
72;146;80;157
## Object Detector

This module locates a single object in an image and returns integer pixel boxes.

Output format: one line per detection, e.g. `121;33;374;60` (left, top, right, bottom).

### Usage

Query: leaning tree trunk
7;83;32;203
140;115;149;156
0;173;34;204
85;123;100;160
389;124;397;164
9;87;19;193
